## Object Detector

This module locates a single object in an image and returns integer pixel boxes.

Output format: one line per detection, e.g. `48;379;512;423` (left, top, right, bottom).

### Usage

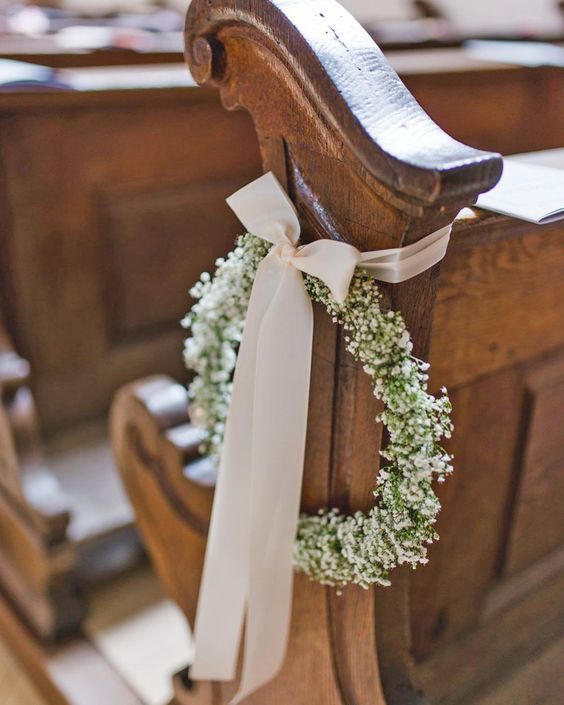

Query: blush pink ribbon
190;172;451;703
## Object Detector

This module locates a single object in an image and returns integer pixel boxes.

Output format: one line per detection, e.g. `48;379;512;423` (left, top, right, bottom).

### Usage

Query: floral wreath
183;232;453;590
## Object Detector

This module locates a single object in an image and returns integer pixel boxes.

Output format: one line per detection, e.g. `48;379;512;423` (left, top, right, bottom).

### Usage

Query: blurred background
0;0;563;62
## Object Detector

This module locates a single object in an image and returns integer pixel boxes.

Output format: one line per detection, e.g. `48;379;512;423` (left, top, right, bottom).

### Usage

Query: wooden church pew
0;5;563;703
0;75;261;435
0;307;149;644
110;1;564;704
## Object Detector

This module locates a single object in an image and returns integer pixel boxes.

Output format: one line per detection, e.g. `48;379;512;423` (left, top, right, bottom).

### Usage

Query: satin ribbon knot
276;242;297;263
190;172;452;704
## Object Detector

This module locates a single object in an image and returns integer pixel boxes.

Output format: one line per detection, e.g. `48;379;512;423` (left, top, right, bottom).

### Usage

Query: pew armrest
0;315;70;540
111;375;213;624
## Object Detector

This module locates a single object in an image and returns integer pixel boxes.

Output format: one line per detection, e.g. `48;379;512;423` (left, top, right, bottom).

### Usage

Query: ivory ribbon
190;172;451;703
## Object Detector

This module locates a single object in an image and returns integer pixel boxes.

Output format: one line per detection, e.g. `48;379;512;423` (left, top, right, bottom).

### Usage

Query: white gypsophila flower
182;235;271;463
183;233;453;589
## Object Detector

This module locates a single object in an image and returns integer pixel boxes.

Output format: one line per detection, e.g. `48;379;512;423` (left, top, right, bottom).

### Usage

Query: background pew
0;51;562;440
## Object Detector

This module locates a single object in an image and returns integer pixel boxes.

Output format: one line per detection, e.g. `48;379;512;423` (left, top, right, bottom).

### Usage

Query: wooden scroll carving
113;1;502;704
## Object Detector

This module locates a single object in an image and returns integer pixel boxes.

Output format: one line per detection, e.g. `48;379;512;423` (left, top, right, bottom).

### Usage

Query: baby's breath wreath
183;234;453;589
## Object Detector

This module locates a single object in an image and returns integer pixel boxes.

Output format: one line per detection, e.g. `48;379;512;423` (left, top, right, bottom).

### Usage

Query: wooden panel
429;219;564;392
416;566;564;705
504;351;564;574
410;366;524;659
466;634;564;705
101;178;246;340
0;486;84;639
0;92;261;433
418;213;564;659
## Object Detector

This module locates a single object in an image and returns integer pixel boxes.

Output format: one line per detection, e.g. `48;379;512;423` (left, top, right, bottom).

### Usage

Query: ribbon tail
232;265;314;704
191;251;285;682
359;224;451;283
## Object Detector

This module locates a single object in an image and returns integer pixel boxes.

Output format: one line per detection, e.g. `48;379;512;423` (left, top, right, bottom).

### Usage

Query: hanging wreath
182;232;453;590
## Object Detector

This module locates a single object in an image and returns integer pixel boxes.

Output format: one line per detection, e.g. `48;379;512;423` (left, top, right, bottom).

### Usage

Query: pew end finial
185;0;502;250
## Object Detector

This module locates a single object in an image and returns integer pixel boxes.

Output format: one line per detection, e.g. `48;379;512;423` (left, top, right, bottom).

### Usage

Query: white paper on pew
506;148;564;171
475;160;564;224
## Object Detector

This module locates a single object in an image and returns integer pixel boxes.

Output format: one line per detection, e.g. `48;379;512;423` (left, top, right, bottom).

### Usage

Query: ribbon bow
190;173;451;703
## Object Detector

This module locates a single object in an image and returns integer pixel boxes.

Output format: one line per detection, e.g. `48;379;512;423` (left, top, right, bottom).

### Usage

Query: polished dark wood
411;211;564;677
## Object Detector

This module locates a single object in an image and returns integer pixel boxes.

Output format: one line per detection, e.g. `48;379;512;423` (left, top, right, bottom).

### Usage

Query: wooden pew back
112;2;510;704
